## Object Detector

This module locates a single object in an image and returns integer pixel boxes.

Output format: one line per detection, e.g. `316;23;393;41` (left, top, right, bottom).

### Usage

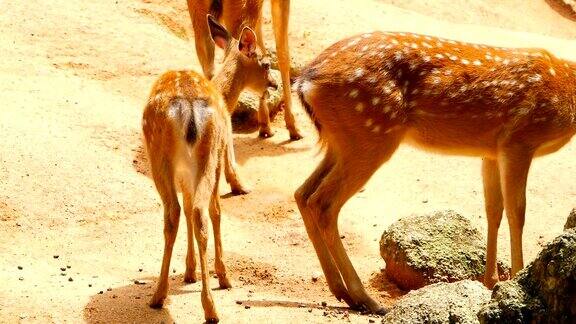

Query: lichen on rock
380;210;509;290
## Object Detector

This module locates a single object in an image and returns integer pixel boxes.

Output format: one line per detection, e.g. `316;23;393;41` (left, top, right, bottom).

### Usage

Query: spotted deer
142;15;276;322
294;31;576;313
187;0;302;140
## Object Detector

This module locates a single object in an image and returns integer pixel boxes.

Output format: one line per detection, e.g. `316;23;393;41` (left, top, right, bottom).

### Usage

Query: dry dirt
1;0;576;323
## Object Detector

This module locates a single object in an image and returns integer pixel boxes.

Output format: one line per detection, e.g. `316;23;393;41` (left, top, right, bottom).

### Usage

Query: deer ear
238;26;257;56
207;14;230;49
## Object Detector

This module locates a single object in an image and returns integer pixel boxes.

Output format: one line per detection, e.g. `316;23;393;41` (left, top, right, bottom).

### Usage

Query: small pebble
369;319;375;323
172;269;176;273
138;268;143;272
308;309;313;313
88;284;92;287
98;291;104;294
236;301;243;305
340;235;345;239
60;273;66;276
53;255;59;259
323;311;328;316
244;305;251;309
68;277;73;282
19;277;24;281
17;266;23;270
66;265;71;269
107;288;112;291
60;267;66;271
321;301;327;307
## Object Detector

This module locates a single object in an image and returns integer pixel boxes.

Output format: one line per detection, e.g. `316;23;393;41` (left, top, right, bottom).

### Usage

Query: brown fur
142;18;274;322
295;31;576;314
187;0;302;139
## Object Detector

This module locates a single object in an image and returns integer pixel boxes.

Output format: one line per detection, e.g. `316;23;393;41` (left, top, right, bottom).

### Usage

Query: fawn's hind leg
149;157;181;308
183;189;198;283
210;161;232;289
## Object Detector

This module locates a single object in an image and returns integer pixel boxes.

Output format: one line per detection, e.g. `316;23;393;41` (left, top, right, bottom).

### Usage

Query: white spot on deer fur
361;45;369;52
552;96;559;103
549;68;556;76
390;111;397;119
349;89;359;98
435;53;444;59
423;56;431;62
372;97;381;105
502;59;510;65
383;105;391;113
411;43;418;49
527;74;542;82
422;42;433;48
355;102;365;112
372;125;381;133
368;76;378;84
395;51;403;61
461;59;470;65
449;55;458;61
473;60;482;66
361;33;372;38
391;39;399;45
299;79;314;97
432;77;441;85
365;118;373;127
494;56;502;62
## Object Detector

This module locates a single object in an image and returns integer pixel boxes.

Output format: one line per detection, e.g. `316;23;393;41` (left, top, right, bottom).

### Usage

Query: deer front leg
482;158;504;289
188;1;215;79
224;130;250;195
498;146;533;276
270;0;303;140
258;91;274;138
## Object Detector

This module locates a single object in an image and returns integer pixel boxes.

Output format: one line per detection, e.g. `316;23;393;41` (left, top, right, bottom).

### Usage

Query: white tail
295;31;576;313
142;15;275;322
187;0;302;139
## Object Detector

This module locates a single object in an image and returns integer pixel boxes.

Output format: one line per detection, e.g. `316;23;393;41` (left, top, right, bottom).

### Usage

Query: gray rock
478;230;576;324
564;208;576;230
265;46;306;78
383;280;491;324
232;69;283;133
380;210;509;290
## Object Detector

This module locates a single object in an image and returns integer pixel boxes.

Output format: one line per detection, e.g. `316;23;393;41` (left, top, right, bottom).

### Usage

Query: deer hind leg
149;157;181;308
189;2;215;79
270;0;302;140
209;161;232;289
307;136;401;314
295;149;355;307
482;158;504;289
498;146;533;276
183;189;198;283
193;143;221;322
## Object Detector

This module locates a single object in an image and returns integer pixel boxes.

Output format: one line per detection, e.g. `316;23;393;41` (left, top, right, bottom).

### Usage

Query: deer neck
212;59;246;114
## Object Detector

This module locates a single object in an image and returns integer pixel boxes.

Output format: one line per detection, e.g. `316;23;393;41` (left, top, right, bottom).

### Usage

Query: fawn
294;31;576;313
187;0;302;140
142;15;276;322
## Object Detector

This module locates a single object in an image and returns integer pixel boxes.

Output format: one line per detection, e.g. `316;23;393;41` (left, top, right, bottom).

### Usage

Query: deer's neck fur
212;57;246;114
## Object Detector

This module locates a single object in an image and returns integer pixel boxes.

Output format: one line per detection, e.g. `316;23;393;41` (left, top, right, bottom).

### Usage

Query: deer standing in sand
142;15;276;322
294;31;576;313
187;0;302;140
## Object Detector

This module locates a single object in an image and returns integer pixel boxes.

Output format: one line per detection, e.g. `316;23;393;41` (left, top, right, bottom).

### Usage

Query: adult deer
187;0;302;139
294;31;576;313
143;15;276;322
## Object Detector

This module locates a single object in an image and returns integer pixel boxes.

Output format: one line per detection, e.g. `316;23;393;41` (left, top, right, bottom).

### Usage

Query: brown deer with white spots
294;31;576;313
142;15;276;322
187;0;302;140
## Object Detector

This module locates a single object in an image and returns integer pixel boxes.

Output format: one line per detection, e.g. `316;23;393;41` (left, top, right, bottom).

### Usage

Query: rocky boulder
477;230;576;323
380;210;509;290
383;280;491;324
565;208;576;230
232;69;283;133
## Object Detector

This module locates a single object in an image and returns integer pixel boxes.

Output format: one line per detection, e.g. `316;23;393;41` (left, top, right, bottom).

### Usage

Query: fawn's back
297;32;576;158
142;70;228;181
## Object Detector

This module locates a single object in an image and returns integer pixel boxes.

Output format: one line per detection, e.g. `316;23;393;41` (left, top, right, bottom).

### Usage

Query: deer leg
306;138;400;314
223;127;250;195
295;150;355;307
255;17;267;55
498;146;533;276
209;163;232;289
188;2;215;79
149;159;181;308
270;0;302;140
258;91;274;138
482;158;504;289
183;190;198;283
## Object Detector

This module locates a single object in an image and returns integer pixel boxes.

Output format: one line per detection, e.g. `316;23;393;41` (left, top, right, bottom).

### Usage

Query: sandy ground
1;0;576;323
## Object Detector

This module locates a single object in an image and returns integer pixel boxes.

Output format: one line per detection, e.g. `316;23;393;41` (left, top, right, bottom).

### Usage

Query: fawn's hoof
231;186;251;195
183;271;198;284
218;276;233;289
258;129;275;138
